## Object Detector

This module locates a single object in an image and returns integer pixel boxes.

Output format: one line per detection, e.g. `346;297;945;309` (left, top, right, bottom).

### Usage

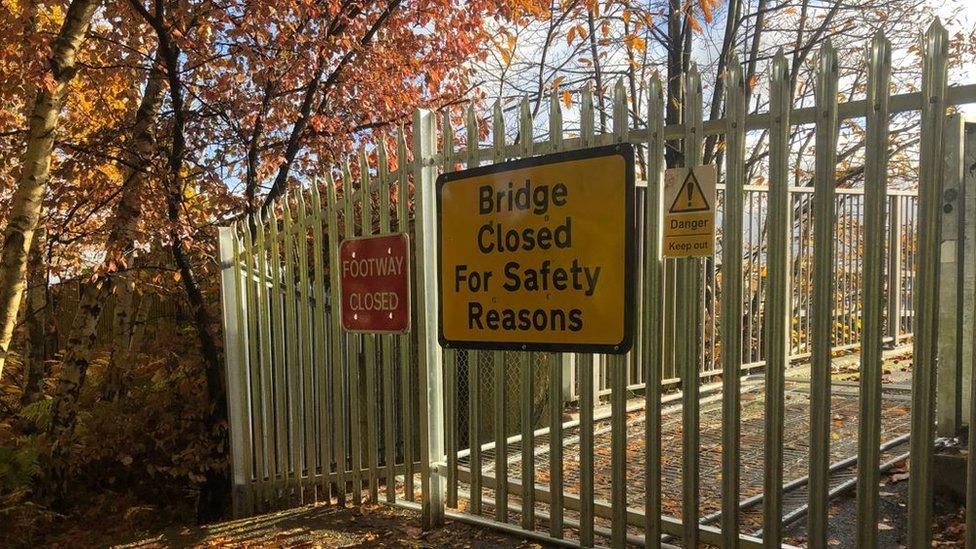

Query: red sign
339;233;411;333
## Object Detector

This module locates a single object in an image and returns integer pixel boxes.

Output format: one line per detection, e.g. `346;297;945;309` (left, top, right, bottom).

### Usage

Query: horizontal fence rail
217;20;976;548
583;185;918;399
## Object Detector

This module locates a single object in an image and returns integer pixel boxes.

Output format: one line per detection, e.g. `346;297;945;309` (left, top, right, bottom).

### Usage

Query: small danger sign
339;233;411;333
663;165;717;257
437;144;635;354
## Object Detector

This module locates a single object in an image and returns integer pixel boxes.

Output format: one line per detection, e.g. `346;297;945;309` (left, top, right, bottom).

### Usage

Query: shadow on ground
116;503;552;548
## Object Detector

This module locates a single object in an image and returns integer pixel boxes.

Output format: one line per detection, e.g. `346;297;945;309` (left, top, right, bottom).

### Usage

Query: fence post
907;20;948;548
217;226;249;517
887;197;902;344
412;108;446;528
960;121;976;430
936;113;965;437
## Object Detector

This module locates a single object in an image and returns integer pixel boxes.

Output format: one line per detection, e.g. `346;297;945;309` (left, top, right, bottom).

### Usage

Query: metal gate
218;20;976;547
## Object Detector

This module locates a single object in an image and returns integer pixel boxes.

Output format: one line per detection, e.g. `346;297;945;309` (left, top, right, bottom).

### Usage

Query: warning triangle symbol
669;170;711;213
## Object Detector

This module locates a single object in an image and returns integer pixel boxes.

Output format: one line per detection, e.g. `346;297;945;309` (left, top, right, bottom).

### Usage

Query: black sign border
435;143;636;355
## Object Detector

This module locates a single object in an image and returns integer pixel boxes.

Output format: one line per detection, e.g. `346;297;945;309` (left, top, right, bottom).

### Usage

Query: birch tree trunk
21;228;48;407
47;51;165;473
0;0;101;379
104;52;166;400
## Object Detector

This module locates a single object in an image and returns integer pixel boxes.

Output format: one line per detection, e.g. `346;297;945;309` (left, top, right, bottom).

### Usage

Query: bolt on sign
437;144;636;354
339;233;411;333
663;165;717;257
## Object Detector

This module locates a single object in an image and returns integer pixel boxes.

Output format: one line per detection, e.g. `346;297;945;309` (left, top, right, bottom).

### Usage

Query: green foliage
18;399;52;432
0;442;39;490
0;313;225;546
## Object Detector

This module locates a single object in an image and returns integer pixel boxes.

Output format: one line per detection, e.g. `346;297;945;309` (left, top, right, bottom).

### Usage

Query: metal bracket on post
412;108;446;528
217;226;249;517
887;197;903;345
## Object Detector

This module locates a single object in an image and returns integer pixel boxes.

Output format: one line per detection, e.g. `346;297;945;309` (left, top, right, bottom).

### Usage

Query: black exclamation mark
686;180;694;208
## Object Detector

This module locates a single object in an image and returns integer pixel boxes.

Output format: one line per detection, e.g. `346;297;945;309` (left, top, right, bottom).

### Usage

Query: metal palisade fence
218;21;976;548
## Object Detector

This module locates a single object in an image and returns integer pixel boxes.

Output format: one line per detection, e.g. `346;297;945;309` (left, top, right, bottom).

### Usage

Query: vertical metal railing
855;31;891;548
215;20;976;548
762;49;792;545
582;186;918;400
907;21;949;548
720;58;746;547
643;74;665;548
806;41;839;548
678;65;704;548
217;122;423;515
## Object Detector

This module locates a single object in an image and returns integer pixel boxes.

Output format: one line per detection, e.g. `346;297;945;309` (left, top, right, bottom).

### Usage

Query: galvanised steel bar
490;100;508;525
465;105;483;516
721;58;746;548
377;142;397;504
326;174;348;505
444;346;458;508
341;163;363;504
578;83;596;548
969;203;976;549
309;182;333;503
229;224;254;511
887;196;903;342
610;78;629;547
254;210;279;504
702;433;912;534
521;350;536;530
547;87;565;539
804;195;812;355
470;348;483;514
547;353;564;534
680;64;703;548
855;31;890;549
579;351;595;547
518;97;536;531
242;222;266;505
218;225;250;515
808;41;839;549
431;84;976;167
295;189;316;501
643;74;665;549
413;108;445;527
907;20;948;548
268;204;289;497
358;151;380;504
283;198;305;499
441;110;459;510
763;49;792;547
610;352;627;547
936;115;966;437
395;128;414;502
492;348;508;523
456;465;772;548
795;450;914;527
745;191;754;366
963;116;976;549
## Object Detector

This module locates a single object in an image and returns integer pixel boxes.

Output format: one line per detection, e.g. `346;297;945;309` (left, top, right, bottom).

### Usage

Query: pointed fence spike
519;96;533;155
493;99;505;160
549;85;563;152
465;104;479;167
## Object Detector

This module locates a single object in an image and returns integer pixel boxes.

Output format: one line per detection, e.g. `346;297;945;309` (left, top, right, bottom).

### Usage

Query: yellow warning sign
663;165;716;257
437;144;636;354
